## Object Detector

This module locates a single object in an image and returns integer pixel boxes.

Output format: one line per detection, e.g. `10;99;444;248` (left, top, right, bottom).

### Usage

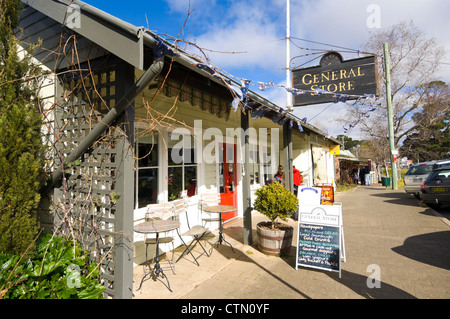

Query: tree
345;21;446;161
400;81;450;161
0;0;44;257
336;134;364;151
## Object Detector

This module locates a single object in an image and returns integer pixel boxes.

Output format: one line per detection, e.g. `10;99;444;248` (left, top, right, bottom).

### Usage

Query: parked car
404;162;437;198
403;159;450;198
420;166;450;208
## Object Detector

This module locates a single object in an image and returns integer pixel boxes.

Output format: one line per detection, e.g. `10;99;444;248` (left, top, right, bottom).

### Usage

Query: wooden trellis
52;58;134;299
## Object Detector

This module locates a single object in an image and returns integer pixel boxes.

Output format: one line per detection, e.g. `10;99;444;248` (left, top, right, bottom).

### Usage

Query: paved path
132;185;450;300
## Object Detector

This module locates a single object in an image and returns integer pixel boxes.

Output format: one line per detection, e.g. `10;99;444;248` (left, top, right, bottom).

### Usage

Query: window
168;132;197;200
261;144;273;185
249;143;259;185
136;130;158;208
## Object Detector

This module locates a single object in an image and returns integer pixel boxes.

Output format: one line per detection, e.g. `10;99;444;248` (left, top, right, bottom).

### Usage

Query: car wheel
427;202;442;209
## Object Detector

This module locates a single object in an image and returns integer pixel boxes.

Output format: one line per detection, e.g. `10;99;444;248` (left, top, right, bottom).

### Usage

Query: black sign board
292;52;378;106
296;204;343;277
297;224;340;271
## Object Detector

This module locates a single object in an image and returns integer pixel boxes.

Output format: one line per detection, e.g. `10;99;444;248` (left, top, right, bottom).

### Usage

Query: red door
219;143;237;221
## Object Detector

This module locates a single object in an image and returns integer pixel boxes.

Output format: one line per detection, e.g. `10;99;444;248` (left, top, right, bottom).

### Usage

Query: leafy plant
0;233;104;299
253;181;298;229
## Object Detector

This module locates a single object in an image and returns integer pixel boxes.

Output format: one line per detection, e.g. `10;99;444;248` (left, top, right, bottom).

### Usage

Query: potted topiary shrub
253;181;298;256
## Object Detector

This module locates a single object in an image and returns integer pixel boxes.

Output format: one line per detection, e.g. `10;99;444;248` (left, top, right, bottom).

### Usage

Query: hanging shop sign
292;52;378;106
329;144;340;155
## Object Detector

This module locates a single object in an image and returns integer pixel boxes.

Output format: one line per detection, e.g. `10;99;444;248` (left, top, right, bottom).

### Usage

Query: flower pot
256;221;293;256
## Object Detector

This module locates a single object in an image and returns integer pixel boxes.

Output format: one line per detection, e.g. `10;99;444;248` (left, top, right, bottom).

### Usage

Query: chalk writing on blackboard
297;224;340;271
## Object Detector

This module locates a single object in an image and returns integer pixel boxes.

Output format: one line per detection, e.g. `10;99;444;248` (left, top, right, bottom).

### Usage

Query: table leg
209;213;235;254
137;232;173;292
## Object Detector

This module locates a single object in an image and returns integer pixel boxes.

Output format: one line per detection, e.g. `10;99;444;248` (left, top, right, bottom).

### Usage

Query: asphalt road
432;204;450;222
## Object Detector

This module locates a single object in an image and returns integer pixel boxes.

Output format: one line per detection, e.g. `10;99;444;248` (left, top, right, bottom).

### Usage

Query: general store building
19;0;340;298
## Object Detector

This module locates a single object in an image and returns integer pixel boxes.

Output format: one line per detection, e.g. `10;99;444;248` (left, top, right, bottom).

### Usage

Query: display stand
296;186;345;278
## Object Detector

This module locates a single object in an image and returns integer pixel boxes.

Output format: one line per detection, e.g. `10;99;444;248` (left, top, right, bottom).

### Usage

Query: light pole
383;43;398;190
286;0;293;111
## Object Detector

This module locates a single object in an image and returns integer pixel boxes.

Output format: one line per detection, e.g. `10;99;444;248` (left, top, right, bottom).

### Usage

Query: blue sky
84;0;450;139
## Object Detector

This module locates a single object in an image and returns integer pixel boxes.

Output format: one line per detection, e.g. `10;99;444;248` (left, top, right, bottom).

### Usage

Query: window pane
168;166;182;201
184;135;195;164
185;166;197;197
136;130;158;167
168;132;183;165
249;147;259;185
138;143;158;167
138;168;158;208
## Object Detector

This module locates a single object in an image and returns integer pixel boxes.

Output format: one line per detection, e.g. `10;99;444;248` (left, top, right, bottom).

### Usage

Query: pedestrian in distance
293;166;302;196
274;165;285;186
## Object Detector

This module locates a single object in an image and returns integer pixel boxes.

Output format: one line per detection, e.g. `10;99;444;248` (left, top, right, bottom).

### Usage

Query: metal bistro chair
144;202;177;275
173;199;211;266
200;192;222;229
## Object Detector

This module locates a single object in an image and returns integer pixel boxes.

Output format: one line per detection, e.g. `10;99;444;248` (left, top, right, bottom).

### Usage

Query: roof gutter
47;49;164;190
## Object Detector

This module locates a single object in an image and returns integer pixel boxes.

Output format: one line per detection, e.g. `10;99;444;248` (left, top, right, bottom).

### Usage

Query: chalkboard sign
298;224;340;271
296;204;343;277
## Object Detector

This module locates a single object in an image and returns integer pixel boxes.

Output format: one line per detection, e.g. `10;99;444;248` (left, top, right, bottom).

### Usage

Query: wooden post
241;110;252;245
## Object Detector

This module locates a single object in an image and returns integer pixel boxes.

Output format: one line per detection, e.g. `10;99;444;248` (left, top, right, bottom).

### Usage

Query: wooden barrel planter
256;222;293;256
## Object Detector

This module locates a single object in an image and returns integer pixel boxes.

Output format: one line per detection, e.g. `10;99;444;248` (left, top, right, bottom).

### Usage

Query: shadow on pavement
326;270;417;299
370;191;422;207
392;231;450;271
221;225;312;299
223;224;417;299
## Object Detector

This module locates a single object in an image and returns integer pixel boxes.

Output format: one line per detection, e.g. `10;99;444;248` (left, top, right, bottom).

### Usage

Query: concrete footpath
132;185;450;300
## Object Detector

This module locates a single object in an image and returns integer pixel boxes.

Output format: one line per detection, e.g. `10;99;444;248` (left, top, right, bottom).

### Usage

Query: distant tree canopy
400;81;450;162
342;21;447;163
336;135;364;151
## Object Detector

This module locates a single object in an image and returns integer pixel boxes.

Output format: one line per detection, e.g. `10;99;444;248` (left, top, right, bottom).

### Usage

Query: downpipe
45;55;164;191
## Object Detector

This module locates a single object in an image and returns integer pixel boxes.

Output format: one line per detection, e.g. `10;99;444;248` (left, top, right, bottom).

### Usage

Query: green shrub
0;0;44;258
0;233;105;299
253;181;298;229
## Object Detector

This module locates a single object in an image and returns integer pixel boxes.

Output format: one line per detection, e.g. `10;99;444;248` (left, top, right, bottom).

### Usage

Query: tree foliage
343;21;446;163
0;0;44;257
400;81;450;161
336;134;364;151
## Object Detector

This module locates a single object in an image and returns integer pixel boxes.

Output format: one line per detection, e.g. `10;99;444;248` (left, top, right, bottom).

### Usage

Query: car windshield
406;165;434;176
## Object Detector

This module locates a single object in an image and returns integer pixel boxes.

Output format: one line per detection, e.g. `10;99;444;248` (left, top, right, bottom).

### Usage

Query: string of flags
342;95;381;133
153;35;381;136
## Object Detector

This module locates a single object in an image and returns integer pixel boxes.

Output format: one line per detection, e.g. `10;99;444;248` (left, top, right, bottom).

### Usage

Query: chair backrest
200;193;220;207
146;202;175;220
171;199;187;217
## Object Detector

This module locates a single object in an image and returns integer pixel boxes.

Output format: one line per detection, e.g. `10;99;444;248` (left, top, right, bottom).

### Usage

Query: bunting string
153;34;381;136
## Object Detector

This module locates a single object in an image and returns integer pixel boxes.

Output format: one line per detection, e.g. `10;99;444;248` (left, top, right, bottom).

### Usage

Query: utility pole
383;43;398;190
286;0;292;111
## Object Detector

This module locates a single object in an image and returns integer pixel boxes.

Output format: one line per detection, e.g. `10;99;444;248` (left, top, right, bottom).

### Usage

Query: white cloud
189;1;285;75
175;0;450;139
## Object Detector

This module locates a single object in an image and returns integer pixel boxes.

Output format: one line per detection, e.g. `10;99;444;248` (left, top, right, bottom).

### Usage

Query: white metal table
134;219;180;291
